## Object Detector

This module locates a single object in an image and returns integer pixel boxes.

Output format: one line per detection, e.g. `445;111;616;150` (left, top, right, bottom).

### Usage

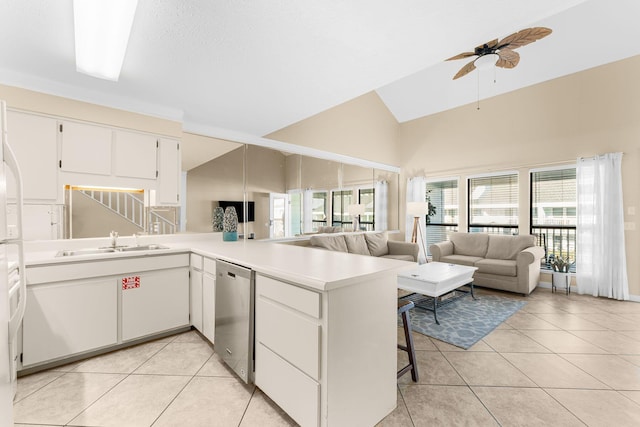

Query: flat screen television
217;201;255;223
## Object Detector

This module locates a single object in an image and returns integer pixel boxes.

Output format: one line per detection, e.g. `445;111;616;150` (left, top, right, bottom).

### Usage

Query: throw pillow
310;235;348;252
344;234;371;256
364;231;389;257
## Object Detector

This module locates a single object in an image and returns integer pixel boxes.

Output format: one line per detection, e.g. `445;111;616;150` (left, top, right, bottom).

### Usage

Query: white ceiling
1;0;636;141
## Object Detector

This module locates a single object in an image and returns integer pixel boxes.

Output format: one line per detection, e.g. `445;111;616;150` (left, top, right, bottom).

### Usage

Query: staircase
79;189;176;234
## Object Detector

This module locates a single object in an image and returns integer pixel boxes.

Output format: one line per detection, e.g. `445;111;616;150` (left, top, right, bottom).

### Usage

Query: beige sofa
309;231;418;262
429;233;545;295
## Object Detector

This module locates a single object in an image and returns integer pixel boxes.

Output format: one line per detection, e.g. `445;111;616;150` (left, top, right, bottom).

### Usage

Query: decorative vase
223;206;239;241
222;231;238;241
212;206;224;232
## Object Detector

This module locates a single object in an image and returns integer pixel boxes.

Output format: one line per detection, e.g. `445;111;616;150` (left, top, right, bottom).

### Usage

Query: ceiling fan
446;27;552;80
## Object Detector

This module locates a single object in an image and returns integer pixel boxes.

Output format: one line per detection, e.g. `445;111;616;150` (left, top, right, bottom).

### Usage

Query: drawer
203;257;216;275
256;274;320;318
190;254;203;270
255;343;319;427
256;297;320;380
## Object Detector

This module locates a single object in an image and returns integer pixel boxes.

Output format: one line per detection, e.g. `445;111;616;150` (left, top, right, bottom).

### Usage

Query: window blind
468;173;518;227
531;168;576;226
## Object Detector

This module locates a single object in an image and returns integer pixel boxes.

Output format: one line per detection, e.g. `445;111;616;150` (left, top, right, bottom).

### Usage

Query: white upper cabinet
157;138;180;205
6;111;58;201
60;121;112;176
114;130;157;180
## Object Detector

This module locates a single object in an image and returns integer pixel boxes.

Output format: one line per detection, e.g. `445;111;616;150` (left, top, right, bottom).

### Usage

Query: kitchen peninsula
20;233;413;427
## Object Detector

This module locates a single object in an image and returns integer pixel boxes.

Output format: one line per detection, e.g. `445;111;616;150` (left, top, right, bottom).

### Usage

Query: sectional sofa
309;231;419;262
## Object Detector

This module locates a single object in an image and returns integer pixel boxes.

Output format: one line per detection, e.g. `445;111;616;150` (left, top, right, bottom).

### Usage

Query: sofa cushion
440;254;483;267
344;234;371;255
486;234;537;260
475;258;517;276
310;234;348;252
449;233;489;257
318;226;341;233
364;231;389;257
381;254;415;262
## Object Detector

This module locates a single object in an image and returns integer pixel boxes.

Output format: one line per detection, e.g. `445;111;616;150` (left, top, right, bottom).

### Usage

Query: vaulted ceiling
1;0;638;140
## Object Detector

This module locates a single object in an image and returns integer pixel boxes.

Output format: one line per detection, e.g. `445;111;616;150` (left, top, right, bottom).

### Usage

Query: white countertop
22;233;415;291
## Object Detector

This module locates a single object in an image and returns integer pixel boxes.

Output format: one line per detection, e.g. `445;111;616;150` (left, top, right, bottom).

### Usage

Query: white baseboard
537;281;640;302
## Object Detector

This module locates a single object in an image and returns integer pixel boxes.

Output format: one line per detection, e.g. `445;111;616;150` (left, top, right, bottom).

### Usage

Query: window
530;167;576;269
425;179;458;255
289;190;302;236
311;191;327;231
358;188;375;231
331;190;353;230
468;173;518;234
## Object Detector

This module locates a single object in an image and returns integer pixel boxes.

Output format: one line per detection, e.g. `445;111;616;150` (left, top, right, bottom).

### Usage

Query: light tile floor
13;287;640;426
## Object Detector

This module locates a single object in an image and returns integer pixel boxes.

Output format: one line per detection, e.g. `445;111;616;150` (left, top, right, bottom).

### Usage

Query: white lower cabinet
22;253;190;370
121;268;189;341
202;257;216;343
255;274;322;427
23;277;117;367
189;255;215;343
256;343;320;427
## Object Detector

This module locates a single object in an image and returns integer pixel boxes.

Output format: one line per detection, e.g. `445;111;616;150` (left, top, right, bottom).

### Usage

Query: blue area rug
399;293;527;349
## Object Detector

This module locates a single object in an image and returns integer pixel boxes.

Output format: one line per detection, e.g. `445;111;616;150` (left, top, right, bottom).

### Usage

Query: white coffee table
397;262;478;325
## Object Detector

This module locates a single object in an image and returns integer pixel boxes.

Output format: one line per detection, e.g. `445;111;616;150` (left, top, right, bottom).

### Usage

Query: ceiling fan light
73;0;139;81
474;53;499;70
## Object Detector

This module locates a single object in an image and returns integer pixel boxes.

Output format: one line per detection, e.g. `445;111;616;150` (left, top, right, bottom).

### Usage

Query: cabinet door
157;138;180;205
121;268;189;341
60;121;112;175
23;277;117;367
190;269;203;332
6;111;58;201
114;130;157;179
202;272;215;343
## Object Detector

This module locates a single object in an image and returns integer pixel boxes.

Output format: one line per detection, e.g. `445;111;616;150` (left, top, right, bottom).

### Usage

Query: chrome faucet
110;230;119;248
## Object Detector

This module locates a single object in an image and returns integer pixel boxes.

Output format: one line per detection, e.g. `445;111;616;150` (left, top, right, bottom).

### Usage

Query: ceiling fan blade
496;49;520;68
475;38;499;51
446;52;476;61
498;27;552;49
453;60;476;80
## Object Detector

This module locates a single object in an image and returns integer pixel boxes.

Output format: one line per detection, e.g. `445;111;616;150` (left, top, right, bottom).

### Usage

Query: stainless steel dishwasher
214;260;255;384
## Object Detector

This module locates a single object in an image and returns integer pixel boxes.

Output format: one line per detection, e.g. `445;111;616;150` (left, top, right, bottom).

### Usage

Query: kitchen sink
56;244;169;257
119;244;168;252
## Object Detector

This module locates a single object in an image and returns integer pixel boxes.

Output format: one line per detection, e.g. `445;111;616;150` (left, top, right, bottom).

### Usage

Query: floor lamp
407;202;429;262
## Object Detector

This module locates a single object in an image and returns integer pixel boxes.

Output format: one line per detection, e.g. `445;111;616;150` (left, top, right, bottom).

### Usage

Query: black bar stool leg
397;300;419;382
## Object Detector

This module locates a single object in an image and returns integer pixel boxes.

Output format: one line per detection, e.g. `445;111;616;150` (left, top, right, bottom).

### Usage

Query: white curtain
303;189;313;233
406;176;427;263
576;152;629;300
374;180;388;231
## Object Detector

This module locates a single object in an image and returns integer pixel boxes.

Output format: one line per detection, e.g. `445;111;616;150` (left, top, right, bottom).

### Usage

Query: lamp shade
407;202;429;216
347;203;366;216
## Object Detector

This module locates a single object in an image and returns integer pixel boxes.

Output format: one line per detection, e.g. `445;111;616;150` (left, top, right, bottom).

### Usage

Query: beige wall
186;145;287;238
398;55;640;296
267;91;400;167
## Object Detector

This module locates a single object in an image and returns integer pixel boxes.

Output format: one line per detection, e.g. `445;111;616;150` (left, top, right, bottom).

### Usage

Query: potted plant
426;189;437;224
212;206;224;232
550;256;573;294
223;206;238;241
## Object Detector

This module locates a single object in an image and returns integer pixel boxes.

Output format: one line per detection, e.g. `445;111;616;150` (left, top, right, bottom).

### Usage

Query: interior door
269;193;289;238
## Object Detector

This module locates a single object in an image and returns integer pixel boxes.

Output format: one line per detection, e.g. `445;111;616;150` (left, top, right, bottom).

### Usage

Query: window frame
529;165;577;271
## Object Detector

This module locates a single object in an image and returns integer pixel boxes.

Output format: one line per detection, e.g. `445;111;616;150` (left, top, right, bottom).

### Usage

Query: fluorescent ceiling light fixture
73;0;138;81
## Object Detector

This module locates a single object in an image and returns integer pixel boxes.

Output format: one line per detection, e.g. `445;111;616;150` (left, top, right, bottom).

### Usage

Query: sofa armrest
387;241;419;262
516;246;546;295
516;246;545;265
429;241;453;262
